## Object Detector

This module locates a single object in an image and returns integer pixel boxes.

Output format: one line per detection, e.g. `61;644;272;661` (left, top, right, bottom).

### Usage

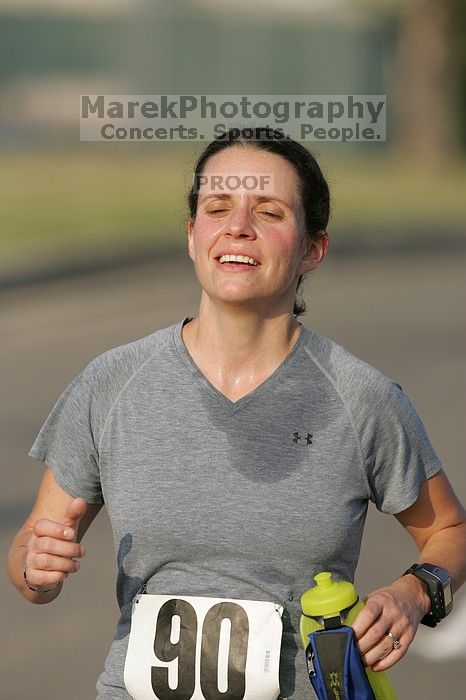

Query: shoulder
299;324;404;411
298;325;441;513
76;319;180;398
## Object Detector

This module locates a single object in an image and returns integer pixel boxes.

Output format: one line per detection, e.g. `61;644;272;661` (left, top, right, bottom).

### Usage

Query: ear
187;219;195;262
298;230;329;275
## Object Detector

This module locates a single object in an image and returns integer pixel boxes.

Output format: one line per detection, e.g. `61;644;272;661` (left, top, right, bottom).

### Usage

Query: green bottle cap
300;572;358;618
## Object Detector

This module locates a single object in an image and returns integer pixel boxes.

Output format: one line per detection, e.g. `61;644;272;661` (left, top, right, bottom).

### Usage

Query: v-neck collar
173;316;306;414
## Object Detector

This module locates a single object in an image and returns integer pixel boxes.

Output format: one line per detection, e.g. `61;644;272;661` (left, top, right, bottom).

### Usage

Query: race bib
123;593;284;700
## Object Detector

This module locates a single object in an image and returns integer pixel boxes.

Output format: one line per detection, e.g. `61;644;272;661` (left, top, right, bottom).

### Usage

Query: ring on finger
387;630;401;650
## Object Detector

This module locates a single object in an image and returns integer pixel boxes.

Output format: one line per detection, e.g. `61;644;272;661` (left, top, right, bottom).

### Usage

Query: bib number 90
152;599;248;699
123;594;283;700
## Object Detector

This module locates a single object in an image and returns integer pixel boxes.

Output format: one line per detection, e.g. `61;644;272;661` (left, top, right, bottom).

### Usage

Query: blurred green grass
0;148;192;276
1;148;465;277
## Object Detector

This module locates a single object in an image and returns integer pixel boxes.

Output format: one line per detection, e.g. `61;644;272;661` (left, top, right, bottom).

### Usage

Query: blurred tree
394;0;453;165
356;0;464;164
449;0;466;151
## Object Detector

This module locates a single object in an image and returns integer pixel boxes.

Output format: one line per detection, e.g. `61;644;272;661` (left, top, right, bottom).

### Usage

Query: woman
7;127;466;699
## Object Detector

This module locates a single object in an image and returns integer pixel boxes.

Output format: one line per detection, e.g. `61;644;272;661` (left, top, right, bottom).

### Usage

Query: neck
183;297;301;378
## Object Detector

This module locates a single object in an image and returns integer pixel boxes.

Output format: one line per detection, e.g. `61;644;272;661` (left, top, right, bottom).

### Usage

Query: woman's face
187;145;326;314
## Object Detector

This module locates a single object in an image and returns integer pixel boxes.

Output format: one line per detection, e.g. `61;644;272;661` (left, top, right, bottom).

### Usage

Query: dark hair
187;127;330;317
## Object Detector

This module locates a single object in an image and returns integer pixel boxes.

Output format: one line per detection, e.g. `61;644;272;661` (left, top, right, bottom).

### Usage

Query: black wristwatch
403;563;453;627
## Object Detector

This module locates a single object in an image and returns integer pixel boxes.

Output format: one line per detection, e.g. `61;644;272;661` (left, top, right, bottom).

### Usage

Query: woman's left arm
351;468;466;671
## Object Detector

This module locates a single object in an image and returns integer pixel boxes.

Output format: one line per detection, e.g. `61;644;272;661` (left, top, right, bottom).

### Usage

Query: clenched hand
24;497;87;592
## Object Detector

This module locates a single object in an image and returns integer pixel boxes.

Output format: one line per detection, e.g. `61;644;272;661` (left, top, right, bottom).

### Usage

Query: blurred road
1;250;465;699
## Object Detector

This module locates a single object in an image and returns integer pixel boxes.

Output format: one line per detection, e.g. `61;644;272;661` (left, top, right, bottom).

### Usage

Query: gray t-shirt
28;316;442;699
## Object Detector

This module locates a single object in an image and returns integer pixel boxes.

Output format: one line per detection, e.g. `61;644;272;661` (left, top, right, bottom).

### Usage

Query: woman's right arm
6;466;103;604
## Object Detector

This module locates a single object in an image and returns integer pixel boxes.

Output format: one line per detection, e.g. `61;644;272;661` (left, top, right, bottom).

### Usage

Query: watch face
443;581;453;609
415;564;454;621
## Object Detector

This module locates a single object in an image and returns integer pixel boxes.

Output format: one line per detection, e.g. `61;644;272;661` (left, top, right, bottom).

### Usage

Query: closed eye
260;211;281;218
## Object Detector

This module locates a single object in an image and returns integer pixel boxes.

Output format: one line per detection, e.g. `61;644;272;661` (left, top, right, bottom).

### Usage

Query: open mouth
216;254;259;267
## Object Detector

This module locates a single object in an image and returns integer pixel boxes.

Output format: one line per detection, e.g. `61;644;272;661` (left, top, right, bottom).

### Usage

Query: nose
225;203;256;238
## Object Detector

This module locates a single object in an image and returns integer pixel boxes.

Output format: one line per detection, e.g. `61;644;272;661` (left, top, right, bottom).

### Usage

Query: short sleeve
28;363;104;504
362;380;442;514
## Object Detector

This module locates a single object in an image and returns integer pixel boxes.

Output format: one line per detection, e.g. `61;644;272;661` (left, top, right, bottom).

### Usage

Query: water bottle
300;572;397;699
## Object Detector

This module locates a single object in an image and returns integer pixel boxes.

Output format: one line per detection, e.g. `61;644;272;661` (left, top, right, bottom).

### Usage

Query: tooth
218;254;257;265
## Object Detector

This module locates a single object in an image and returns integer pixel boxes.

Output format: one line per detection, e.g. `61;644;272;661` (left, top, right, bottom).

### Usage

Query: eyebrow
199;193;292;208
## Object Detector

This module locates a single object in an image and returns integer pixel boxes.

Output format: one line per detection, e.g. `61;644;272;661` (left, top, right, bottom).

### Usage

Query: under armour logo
292;431;313;444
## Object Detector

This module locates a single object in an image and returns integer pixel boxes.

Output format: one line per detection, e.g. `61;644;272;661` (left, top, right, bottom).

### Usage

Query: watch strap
403;564;439;627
